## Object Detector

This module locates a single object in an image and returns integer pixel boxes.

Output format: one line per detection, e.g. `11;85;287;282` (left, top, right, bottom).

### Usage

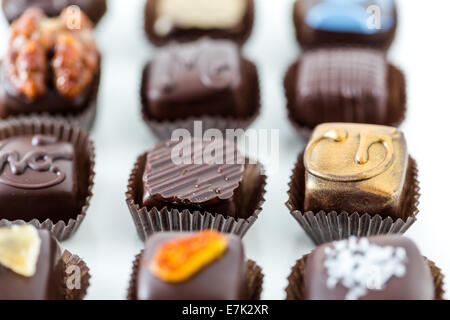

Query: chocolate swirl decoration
304;127;398;182
0;135;73;189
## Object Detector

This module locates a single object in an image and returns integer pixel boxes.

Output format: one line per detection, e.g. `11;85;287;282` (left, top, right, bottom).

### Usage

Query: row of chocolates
0;1;406;139
1;0;398;49
0;118;418;243
0;225;443;300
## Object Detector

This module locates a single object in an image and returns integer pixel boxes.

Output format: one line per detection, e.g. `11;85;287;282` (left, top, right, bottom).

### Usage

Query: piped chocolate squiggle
0;135;73;189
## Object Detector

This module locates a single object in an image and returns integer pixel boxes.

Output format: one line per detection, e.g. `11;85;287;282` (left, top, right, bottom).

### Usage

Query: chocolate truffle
285;48;406;130
293;0;397;50
0;134;78;223
137;231;246;300
2;0;107;25
0;8;100;122
142;38;259;122
0;225;64;300
142;137;262;218
304;235;435;300
144;0;254;46
303;123;409;219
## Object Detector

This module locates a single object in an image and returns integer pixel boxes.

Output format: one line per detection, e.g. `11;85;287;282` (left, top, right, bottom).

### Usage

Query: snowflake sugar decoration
323;236;408;300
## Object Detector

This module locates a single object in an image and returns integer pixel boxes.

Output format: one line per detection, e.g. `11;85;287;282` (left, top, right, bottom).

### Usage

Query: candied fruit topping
150;230;228;282
0;225;41;277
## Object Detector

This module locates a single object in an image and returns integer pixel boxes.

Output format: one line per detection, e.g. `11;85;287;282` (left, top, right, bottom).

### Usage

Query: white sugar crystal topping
323;237;407;300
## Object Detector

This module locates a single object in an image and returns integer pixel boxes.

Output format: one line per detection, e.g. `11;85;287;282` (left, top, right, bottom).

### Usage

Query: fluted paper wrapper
61;250;90;300
127;251;263;300
286;151;420;245
284;61;406;140
126;152;266;241
140;60;260;141
0;118;96;241
285;254;445;300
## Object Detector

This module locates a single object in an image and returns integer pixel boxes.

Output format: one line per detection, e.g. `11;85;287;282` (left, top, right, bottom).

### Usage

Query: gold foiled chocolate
303;123;408;218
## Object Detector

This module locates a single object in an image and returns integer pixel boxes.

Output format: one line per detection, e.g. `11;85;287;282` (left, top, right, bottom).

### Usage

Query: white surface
0;0;448;300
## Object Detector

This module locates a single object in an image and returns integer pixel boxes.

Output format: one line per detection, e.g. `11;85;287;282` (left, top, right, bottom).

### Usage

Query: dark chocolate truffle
304;235;434;300
0;134;78;223
0;225;64;300
0;8;100;121
2;0;107;25
137;231;246;300
142;38;259;122
293;0;397;50
303;123;409;219
144;0;254;46
285;48;405;130
142;138;262;218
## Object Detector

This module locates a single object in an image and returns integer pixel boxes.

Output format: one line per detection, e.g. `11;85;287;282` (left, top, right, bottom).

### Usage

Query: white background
0;0;448;300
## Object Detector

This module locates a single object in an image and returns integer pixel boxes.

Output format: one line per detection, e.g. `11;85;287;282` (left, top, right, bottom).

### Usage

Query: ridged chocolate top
297;48;387;106
143;138;244;204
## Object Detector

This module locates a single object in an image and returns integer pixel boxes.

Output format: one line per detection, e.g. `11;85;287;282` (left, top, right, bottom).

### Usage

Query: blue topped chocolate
293;0;397;50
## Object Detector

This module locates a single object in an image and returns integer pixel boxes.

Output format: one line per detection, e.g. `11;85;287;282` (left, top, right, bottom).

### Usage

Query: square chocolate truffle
0;8;100;121
285;48;405;129
303;123;409;219
2;0;107;25
0;134;78;223
142;138;262;218
142;38;259;122
144;0;254;45
137;231;246;300
304;235;435;300
293;0;397;50
0;225;64;300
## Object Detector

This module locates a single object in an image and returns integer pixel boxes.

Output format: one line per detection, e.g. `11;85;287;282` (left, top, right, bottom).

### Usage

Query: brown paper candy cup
286;151;420;245
125;152;266;241
0;118;96;241
140;60;260;141
285;254;445;300
284;60;406;140
61;250;91;300
127;251;263;300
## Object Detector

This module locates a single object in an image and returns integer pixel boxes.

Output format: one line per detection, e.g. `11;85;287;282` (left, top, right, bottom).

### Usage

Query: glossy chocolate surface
303;123;408;219
0;229;63;300
305;235;434;300
294;0;397;49
143;38;258;121
2;0;107;24
144;0;254;45
137;232;246;300
142;138;246;217
0;134;78;222
293;48;389;127
0;62;99;119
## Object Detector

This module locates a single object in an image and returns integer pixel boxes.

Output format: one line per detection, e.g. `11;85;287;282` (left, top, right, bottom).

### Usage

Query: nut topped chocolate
145;0;254;45
0;134;77;223
0;7;100;119
143;137;256;218
293;0;397;49
304;235;434;300
0;225;64;300
303;123;408;218
285;48;406;129
142;38;259;122
2;0;107;25
137;231;246;300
